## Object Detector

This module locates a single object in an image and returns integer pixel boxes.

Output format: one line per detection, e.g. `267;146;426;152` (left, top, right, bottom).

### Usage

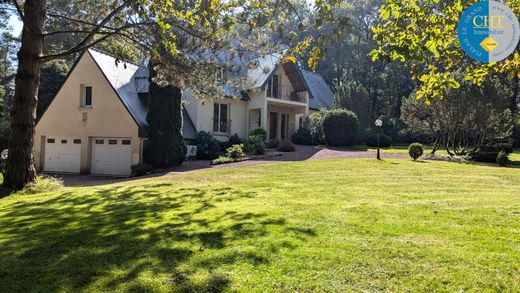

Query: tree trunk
4;0;46;190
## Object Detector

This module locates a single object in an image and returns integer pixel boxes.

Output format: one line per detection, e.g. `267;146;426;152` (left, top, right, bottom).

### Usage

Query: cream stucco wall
183;63;314;143
183;89;249;141
35;52;142;173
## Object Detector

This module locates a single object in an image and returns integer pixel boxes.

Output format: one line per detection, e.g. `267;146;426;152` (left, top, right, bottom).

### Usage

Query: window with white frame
81;85;93;107
213;103;229;133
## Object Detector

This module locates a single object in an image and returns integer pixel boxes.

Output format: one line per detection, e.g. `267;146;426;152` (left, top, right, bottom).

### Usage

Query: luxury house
35;49;333;176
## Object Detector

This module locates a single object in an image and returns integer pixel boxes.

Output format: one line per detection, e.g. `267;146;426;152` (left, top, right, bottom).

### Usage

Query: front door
269;112;278;139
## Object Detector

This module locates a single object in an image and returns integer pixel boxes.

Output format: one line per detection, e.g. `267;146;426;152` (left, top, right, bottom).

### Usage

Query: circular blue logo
458;0;520;63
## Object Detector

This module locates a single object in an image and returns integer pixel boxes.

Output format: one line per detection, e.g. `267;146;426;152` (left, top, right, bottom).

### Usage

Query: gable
87;50;148;135
36;51;140;138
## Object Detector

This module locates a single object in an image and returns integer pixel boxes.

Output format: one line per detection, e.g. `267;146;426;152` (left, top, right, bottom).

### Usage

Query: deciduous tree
0;0;347;190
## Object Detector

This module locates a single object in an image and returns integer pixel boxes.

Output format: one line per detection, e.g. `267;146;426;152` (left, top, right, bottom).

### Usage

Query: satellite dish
1;149;8;160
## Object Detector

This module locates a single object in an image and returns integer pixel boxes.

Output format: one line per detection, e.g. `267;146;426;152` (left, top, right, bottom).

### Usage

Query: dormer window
215;69;225;82
81;85;92;107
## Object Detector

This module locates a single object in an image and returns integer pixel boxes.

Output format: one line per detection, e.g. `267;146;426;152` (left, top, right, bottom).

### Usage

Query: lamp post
375;118;383;160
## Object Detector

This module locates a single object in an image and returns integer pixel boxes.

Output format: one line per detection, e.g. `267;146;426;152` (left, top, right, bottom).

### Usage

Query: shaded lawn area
0;159;519;292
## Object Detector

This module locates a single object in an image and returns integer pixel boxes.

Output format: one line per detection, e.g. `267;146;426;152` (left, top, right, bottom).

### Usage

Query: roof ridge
87;48;144;68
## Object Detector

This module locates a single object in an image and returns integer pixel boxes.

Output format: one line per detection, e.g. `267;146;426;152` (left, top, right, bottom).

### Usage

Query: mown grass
0;158;519;292
348;146;520;162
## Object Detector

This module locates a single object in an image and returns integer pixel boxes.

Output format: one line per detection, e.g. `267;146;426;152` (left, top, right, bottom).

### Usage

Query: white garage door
44;137;81;173
91;138;132;176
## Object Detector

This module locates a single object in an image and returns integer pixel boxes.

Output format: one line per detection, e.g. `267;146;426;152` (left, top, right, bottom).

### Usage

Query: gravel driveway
58;145;408;187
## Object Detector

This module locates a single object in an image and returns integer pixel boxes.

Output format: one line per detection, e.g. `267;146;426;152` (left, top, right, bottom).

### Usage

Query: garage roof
88;49;196;139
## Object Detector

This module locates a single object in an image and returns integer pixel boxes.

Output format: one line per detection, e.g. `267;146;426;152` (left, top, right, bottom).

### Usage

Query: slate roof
243;53;334;110
87;48;333;139
246;53;282;88
88;49;196;140
301;70;334;110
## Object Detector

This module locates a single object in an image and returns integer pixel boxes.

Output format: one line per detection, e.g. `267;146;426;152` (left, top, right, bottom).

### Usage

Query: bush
267;139;279;148
19;176;63;195
470;141;513;163
292;127;314;145
247;134;266;155
408;143;424;161
512;125;520;148
366;134;392;148
497;150;510;167
145;69;186;167
131;164;153;177
195;131;221;160
308;112;326;144
228;133;243;145
211;156;233;165
220;133;244;150
396;127;435;144
226;144;245;159
249;127;267;142
276;140;295;152
322;109;359;146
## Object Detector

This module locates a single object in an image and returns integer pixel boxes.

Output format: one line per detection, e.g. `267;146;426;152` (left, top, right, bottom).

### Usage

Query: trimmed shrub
292;127;314;145
497;150;510;167
226;144;245;159
267;139;279;148
322;109;359;146
366;133;392;148
276;140;295;152
211;156;233;165
195;131;221;160
145;66;186;167
408;143;424;161
308;112;326;144
247;135;266;155
249;127;267;142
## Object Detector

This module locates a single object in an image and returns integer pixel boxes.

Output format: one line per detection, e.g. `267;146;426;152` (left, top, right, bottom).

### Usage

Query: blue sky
7;14;23;36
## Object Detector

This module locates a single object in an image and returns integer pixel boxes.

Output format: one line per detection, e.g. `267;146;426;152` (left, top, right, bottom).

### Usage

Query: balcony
270;85;308;104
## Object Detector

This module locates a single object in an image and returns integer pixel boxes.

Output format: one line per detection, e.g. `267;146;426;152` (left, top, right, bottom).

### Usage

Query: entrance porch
248;100;308;141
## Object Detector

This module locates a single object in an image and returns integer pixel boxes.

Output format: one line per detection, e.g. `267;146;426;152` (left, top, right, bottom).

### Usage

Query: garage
91;138;132;176
43;137;81;173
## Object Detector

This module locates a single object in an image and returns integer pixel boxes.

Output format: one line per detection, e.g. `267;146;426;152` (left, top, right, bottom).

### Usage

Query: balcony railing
270;85;308;104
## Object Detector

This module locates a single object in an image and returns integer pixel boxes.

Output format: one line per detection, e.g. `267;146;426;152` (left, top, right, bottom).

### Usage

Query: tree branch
46;13;116;31
43;30;107;37
40;1;132;61
11;0;24;21
40;22;151;62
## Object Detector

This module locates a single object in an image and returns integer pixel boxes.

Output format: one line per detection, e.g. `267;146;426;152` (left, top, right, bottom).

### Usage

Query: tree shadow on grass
0;184;316;292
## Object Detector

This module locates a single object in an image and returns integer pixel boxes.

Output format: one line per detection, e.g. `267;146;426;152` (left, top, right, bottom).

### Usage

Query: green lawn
0;159;519;292
348;146;520;162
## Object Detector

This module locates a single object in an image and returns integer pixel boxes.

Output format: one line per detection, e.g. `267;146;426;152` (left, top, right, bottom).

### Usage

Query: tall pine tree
145;64;186;167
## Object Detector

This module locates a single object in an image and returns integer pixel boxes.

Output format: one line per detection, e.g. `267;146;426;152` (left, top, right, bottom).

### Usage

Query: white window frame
81;85;93;108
